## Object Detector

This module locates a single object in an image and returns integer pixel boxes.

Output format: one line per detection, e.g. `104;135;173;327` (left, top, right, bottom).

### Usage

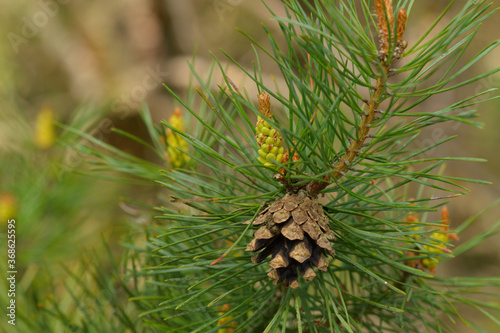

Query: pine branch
306;1;407;197
57;0;500;332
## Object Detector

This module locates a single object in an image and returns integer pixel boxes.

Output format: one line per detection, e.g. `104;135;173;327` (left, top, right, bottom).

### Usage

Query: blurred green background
1;0;499;332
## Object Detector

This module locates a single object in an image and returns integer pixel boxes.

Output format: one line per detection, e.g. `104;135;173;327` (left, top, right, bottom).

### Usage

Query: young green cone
255;92;284;169
166;108;190;168
421;207;458;272
405;206;459;273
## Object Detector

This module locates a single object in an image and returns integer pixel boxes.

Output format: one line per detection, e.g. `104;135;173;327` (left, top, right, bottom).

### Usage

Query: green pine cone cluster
421;232;451;270
405;207;458;273
255;92;284;169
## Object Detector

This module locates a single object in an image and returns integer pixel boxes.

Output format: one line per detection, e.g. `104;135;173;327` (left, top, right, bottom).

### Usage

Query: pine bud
421;206;458;272
403;206;422;269
255;93;284;169
166;108;190;168
0;193;17;222
34;107;56;149
278;143;300;176
375;0;393;55
217;303;237;332
405;204;420;241
375;1;408;61
404;206;458;272
397;8;408;47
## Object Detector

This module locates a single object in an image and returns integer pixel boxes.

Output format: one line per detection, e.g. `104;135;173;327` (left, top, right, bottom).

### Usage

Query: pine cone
245;191;336;288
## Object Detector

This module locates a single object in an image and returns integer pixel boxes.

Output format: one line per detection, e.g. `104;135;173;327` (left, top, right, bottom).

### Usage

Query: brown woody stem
307;63;391;197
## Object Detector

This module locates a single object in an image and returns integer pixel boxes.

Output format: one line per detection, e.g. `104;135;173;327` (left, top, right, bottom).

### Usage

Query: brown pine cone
245;191;336;288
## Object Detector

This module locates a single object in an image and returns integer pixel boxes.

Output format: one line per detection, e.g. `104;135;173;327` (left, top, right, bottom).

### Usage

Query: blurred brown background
1;0;499;331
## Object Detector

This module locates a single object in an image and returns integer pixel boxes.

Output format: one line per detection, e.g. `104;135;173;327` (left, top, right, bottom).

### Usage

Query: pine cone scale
268;200;283;213
307;207;319;221
290;240;312;263
254;225;275;240
291;208;308;224
302;220;322;240
273;209;290;223
302;265;316;281
246;236;275;252
270;248;290;268
317;234;335;256
281;220;304;240
317;215;330;232
283;196;300;211
251;236;282;263
254;213;271;226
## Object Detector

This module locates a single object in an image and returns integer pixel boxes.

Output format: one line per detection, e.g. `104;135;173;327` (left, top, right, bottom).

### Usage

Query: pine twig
307;1;407;198
306;68;389;197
